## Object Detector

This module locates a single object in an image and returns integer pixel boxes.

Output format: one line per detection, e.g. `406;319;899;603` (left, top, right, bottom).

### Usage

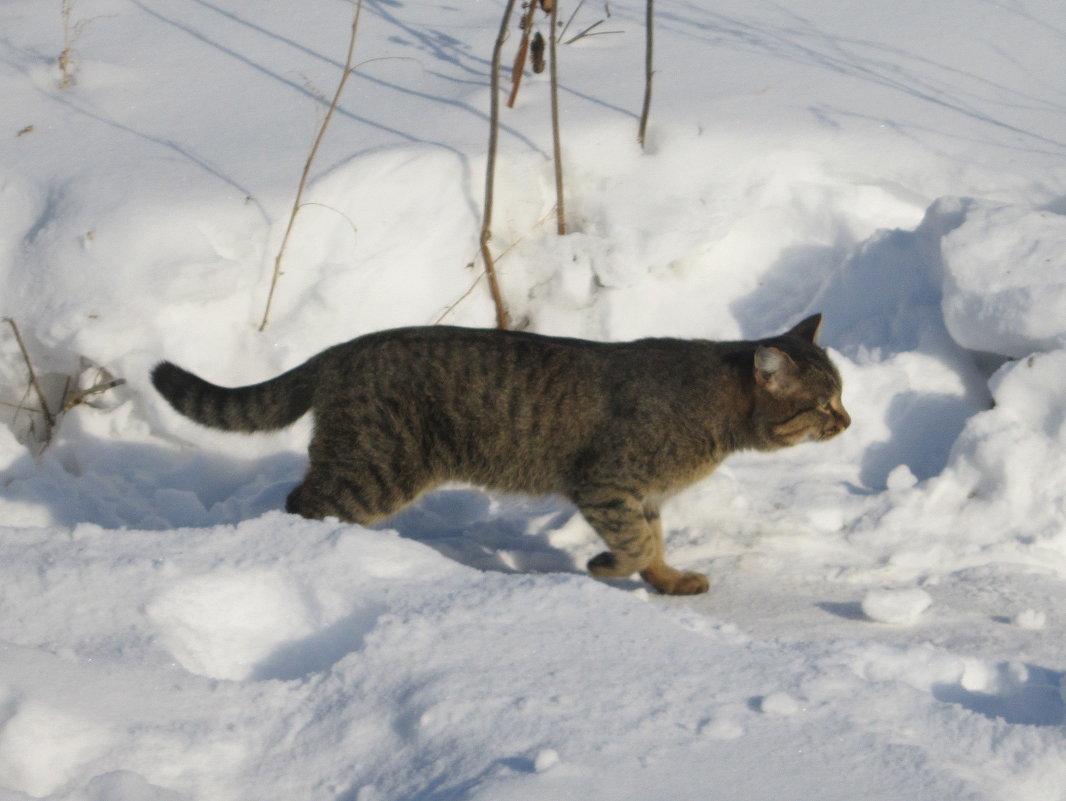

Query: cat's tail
151;359;315;432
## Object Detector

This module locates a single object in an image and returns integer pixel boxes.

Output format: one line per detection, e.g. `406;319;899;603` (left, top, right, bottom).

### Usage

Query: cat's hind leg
287;405;434;524
285;453;429;525
285;466;382;525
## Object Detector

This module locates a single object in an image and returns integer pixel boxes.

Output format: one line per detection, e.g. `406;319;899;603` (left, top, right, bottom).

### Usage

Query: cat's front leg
575;491;708;595
639;563;710;596
637;504;709;596
573;486;658;579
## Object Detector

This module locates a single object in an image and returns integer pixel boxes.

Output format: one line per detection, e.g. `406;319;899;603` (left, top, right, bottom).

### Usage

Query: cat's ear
754;346;799;394
785;313;822;344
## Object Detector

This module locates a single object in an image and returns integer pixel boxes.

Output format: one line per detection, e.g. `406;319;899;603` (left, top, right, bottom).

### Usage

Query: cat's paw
669;571;710;595
640;568;709;596
587;551;625;577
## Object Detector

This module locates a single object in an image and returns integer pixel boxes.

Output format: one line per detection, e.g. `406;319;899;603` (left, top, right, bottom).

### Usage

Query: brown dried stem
258;0;364;332
548;0;566;235
638;0;654;148
481;0;519;330
61;375;126;413
507;1;541;108
4;318;54;429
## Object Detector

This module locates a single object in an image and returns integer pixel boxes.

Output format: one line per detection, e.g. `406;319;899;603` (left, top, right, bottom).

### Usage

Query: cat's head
750;314;850;449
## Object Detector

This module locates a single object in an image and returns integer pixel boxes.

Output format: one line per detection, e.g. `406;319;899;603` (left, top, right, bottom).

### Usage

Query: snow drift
2;1;1066;799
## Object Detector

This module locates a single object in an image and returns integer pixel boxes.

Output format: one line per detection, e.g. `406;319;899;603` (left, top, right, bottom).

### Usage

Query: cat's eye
818;400;832;411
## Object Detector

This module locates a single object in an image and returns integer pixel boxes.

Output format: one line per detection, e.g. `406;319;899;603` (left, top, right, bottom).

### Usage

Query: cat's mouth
821;414;851;440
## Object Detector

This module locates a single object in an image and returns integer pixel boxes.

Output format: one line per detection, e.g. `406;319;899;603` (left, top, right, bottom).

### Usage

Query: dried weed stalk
481;0;520;329
638;0;654;147
58;0;109;88
259;0;364;332
2;318;125;452
558;1;622;45
548;0;566;234
4;318;55;430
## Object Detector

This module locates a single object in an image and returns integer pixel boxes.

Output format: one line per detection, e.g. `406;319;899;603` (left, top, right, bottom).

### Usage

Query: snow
941;201;1066;357
861;587;933;624
2;0;1066;799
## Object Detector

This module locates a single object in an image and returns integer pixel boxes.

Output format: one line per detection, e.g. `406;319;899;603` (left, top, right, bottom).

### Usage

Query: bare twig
435;270;486;325
0;400;44;415
563;19;603;44
258;0;364;332
436;219;545;325
560;2;623;47
295;201;359;240
548;0;566;235
564;26;624;45
557;0;587;42
481;0;519;330
1;322;126;455
4;318;55;429
61;376;126;413
638;0;654;148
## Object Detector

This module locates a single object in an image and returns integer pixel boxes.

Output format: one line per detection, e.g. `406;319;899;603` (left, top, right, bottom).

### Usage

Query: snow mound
861;587;933;624
3;0;1066;799
941;200;1066;357
941;349;1066;528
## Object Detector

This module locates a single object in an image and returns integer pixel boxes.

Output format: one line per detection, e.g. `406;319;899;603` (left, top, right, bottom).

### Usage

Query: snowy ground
2;1;1066;799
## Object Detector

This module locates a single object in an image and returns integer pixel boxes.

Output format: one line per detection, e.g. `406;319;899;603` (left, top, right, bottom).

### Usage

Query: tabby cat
152;313;849;595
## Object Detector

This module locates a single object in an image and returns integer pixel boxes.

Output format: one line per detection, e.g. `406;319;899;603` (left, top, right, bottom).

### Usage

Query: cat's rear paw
587;551;622;577
640;568;709;596
586;550;652;579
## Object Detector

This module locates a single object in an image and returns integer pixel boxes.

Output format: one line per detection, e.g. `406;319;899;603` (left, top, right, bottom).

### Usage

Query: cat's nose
823;408;850;439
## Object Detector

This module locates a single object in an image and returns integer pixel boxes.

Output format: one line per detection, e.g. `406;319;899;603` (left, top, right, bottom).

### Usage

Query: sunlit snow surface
2;1;1066;799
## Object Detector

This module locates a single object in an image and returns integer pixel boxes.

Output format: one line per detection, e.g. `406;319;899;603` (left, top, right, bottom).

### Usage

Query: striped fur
151;314;849;595
151;361;314;432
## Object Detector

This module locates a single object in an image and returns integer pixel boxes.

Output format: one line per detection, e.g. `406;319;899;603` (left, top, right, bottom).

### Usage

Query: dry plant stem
59;0;77;88
563;19;609;44
507;1;540;108
258;0;364;332
438;203;556;325
0;400;43;415
557;0;586;42
549;0;566;235
481;0;519;330
638;0;654;147
61;377;126;413
3;318;55;428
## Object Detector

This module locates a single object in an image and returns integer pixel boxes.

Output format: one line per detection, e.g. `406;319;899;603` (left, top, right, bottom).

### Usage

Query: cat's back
315;325;614;435
316;325;734;400
315;325;597;383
